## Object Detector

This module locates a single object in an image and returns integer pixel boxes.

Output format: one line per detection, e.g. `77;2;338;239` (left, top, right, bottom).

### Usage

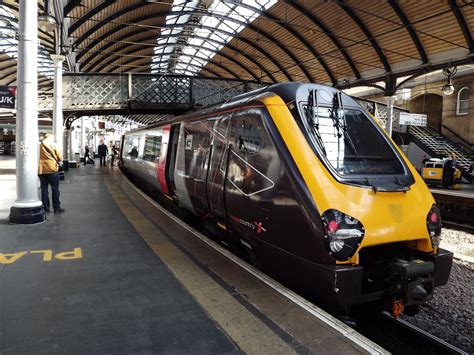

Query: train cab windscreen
296;90;413;190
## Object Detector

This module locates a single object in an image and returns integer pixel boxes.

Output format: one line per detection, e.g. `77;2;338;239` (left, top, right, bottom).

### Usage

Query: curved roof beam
68;1;117;33
82;31;267;81
89;35;264;82
97;48;257;81
0;62;16;72
110;59;222;78
224;1;330;83
0;67;16;81
107;55;230;79
337;0;391;73
286;0;361;80
113;54;241;80
77;24;281;82
64;0;83;17
72;9;295;80
448;0;473;53
70;3;150;49
1;2;55;47
0;57;16;64
388;0;428;64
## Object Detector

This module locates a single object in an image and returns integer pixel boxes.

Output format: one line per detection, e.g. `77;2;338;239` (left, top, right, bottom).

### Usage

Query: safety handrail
442;124;474;151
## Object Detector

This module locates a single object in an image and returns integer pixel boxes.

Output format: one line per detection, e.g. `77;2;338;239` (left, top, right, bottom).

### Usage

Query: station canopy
0;0;472;125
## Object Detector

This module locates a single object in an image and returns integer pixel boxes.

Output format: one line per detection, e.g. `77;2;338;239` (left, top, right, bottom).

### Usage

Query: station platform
430;183;474;224
0;157;385;354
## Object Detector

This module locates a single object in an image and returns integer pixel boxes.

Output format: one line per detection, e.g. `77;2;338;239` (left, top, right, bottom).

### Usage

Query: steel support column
385;96;396;138
10;0;46;224
63;128;71;167
80;117;84;162
51;54;65;147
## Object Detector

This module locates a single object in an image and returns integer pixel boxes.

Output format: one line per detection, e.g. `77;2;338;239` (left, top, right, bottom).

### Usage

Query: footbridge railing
38;74;266;115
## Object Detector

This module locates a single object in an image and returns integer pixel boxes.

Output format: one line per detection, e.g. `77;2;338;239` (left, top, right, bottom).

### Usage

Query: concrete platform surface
0;163;386;354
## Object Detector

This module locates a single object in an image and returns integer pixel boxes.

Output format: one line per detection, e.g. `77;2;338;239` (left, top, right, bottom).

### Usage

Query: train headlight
426;204;442;248
322;209;365;261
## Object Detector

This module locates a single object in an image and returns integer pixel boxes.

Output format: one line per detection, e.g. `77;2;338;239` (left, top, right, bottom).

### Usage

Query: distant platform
430;184;474;224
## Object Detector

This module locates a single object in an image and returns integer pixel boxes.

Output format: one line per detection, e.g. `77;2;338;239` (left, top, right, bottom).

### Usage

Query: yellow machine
422;159;461;189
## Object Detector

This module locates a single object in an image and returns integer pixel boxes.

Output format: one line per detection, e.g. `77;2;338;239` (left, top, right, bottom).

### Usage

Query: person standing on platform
84;145;90;165
98;139;108;167
110;145;118;166
38;133;65;213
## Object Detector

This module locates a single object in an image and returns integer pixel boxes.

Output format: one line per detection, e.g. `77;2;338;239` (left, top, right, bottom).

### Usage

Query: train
119;82;453;318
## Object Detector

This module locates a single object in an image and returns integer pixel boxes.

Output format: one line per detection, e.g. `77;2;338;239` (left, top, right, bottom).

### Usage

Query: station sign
0;86;16;109
399;112;427;126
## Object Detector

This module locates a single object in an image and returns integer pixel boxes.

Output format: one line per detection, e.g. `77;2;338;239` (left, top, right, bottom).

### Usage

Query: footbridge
38;74;265;125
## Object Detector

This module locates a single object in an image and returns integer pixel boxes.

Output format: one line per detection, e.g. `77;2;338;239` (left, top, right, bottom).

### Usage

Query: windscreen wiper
304;89;326;155
332;92;359;157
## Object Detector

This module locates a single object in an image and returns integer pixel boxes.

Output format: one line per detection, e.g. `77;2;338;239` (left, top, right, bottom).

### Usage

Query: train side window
143;134;162;162
227;109;276;197
213;115;230;144
124;136;134;156
233;113;262;156
214;115;230;172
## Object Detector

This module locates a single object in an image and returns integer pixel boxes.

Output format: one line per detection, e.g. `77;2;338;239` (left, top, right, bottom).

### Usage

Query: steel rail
380;312;469;355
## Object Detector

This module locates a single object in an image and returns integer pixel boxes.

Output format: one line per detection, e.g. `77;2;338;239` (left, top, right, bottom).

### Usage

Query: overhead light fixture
441;66;457;96
38;0;58;32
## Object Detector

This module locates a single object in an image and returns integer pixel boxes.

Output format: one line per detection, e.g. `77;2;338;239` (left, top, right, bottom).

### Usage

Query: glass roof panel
151;0;277;76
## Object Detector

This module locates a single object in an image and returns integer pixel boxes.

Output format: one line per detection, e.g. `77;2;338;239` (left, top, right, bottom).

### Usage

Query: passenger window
235;116;262;156
124;136;133;156
143;134;162;162
227;109;276;197
213;115;230;172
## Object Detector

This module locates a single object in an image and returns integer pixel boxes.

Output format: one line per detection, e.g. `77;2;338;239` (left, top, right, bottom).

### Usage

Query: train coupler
385;259;435;315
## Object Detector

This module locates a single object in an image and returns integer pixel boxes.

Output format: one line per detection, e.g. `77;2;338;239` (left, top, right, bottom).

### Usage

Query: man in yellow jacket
39;133;65;213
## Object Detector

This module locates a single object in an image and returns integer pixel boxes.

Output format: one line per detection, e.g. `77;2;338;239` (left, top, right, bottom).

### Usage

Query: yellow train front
252;84;453;317
120;82;453;318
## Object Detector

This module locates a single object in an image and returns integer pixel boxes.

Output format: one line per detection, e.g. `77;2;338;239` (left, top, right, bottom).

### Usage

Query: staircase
408;125;473;174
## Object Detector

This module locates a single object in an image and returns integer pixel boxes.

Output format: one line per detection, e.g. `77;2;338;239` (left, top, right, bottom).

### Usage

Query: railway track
354;310;468;354
442;219;474;234
379;312;468;354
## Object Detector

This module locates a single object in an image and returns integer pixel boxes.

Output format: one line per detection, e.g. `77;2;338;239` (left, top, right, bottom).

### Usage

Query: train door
174;119;213;215
154;125;170;194
225;109;276;243
166;123;180;196
207;114;231;221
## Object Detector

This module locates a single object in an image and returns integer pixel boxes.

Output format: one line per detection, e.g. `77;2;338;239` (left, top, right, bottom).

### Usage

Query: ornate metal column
385;96;396;138
51;54;65;147
62;128;70;168
9;0;46;224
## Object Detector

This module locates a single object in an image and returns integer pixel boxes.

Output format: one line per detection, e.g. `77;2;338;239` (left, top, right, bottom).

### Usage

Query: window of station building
143;134;162;162
456;87;469;115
